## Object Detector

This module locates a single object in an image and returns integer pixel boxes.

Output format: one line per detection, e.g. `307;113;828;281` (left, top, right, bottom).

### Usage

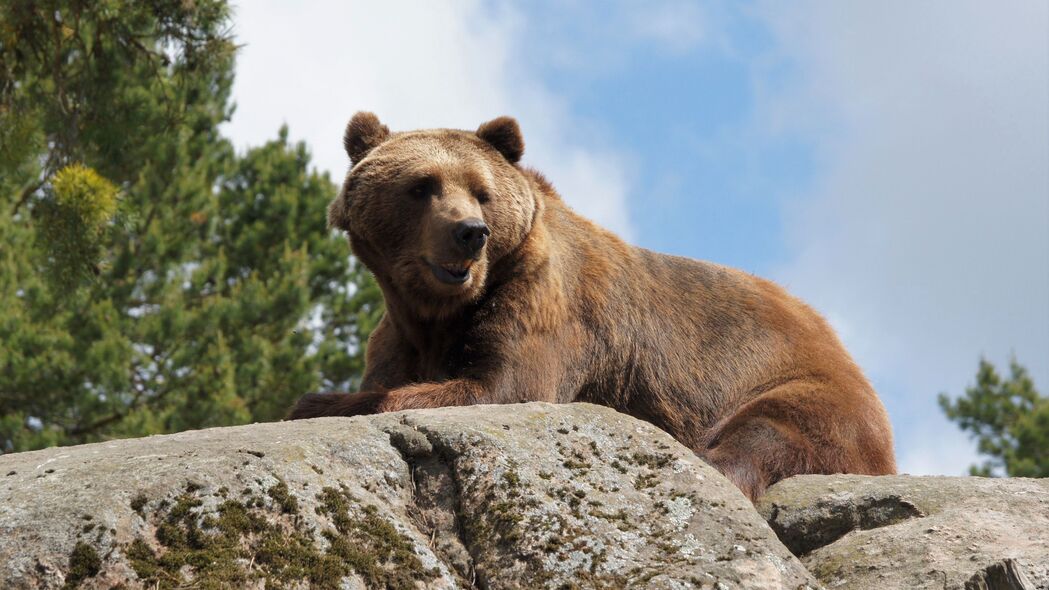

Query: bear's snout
453;218;490;258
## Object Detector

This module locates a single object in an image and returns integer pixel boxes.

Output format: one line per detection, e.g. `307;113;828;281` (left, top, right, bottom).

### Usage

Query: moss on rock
129;493;147;515
266;479;299;514
315;486;438;589
123;483;436;590
63;542;100;590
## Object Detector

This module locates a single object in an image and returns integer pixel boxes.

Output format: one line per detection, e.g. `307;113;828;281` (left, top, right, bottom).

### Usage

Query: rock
757;475;1049;590
0;402;817;589
964;559;1036;590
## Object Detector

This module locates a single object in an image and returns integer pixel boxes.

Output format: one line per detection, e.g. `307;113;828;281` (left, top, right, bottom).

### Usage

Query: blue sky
225;1;1049;475
514;2;811;273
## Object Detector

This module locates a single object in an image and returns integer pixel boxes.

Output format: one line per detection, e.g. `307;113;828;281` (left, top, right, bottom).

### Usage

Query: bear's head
328;112;538;315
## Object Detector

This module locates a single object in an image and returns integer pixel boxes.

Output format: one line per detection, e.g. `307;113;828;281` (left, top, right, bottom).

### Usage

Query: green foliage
0;1;381;452
35;163;120;288
938;359;1049;477
50;163;118;226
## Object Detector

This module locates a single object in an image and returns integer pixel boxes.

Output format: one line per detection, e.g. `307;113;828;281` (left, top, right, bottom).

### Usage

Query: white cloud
753;2;1049;474
896;427;977;476
629;1;709;54
224;0;634;240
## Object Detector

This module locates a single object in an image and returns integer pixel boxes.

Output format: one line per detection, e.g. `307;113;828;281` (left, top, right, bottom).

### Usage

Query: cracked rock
757;475;1049;590
0;402;817;589
965;559;1035;590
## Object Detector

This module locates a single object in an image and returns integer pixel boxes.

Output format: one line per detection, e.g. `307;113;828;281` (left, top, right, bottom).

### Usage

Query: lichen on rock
0;403;817;589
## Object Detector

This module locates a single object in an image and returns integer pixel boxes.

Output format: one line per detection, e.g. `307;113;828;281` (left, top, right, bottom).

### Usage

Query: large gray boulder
0;402;817;589
757;475;1049;590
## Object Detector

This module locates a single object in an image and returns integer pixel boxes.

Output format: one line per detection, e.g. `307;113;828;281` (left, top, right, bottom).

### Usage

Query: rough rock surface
0;402;817;589
757;475;1049;590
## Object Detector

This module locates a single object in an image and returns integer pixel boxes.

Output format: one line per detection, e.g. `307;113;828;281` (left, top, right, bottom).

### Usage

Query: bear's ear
344;111;390;165
476;116;524;163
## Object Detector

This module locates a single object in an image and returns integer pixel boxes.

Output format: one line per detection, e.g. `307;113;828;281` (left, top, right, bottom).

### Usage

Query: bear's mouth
427;260;473;285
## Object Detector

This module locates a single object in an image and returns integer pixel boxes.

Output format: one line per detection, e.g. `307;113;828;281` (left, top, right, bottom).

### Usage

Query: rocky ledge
758;474;1049;589
0;402;1045;589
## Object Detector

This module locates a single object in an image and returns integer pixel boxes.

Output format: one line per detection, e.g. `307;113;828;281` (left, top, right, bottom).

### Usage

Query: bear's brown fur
290;112;896;500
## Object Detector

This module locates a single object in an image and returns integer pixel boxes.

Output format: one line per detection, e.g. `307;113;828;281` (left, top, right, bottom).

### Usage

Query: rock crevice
764;492;924;555
385;421;480;589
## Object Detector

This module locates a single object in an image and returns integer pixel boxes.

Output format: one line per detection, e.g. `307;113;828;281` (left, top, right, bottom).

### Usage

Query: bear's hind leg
702;414;816;501
701;380;894;501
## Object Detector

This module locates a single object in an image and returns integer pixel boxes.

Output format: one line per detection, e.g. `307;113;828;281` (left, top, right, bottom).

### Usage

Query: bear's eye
408;179;432;199
475;190;491;204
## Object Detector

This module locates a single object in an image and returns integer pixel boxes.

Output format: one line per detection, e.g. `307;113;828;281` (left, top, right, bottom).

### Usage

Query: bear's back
544;201;862;429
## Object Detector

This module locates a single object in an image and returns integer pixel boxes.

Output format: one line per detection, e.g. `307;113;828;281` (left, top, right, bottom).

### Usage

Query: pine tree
939;359;1049;477
0;1;381;452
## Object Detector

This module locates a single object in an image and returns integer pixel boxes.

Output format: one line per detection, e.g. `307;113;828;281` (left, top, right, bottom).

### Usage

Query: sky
224;0;1049;476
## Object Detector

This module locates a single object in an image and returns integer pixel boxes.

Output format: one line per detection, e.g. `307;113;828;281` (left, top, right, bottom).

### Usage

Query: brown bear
289;112;897;500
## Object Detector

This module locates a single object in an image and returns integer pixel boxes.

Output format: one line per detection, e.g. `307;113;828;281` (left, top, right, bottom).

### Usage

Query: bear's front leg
286;391;387;419
286;379;486;419
375;379;485;411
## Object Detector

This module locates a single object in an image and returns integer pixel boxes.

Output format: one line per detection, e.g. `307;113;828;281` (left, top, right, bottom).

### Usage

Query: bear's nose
453;218;491;256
